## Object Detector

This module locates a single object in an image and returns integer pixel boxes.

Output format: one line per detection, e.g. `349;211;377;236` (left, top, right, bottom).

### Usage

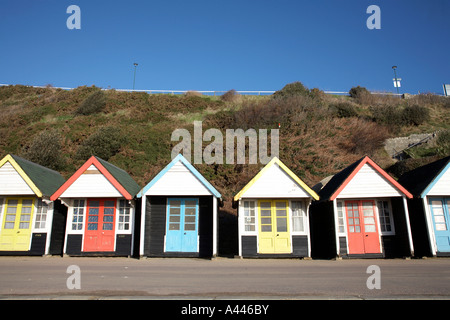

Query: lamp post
133;63;138;90
392;65;400;95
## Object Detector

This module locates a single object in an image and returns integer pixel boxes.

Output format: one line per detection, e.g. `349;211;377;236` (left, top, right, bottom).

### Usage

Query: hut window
336;201;345;234
291;201;306;232
72;199;85;231
118;200;131;231
243;201;256;231
377;200;394;234
35;199;48;229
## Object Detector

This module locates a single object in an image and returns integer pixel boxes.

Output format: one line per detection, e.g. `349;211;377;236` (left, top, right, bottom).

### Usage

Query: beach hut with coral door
50;156;140;256
137;154;222;258
234;157;319;258
0;154;66;255
311;156;414;258
398;156;450;257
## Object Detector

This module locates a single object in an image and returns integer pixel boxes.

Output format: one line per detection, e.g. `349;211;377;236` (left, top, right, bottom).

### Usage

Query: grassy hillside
1;83;449;216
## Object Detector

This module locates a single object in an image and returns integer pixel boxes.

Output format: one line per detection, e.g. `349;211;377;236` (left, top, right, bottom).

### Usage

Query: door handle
277;234;279;237
17;231;20;234
184;232;187;235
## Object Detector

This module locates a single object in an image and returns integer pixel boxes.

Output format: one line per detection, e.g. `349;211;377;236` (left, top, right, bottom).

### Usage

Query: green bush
437;130;450;156
402;104;430;126
349;86;370;99
370;105;404;129
221;89;240;102
76;126;127;160
21;130;65;170
329;102;359;118
75;90;106;115
273;82;310;99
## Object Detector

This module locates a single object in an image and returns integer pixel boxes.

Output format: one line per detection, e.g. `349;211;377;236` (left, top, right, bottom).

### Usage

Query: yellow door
0;198;35;251
258;200;291;254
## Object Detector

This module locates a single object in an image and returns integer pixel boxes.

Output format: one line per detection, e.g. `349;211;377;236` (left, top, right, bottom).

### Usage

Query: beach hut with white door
0;154;66;255
398;156;450;257
137;154;222;258
50;156;140;256
234;157;319;258
311;156;414;258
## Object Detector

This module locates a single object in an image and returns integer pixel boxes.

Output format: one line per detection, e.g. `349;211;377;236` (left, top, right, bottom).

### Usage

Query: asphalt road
0;256;449;299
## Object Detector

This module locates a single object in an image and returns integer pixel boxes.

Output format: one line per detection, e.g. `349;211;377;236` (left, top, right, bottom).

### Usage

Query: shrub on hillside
339;119;388;155
21;130;65;170
436;130;450;156
221;89;240;102
329;101;359;118
402;104;430;126
349;86;370;99
76;126;127;160
273;82;310;99
370;104;403;129
75;90;106;115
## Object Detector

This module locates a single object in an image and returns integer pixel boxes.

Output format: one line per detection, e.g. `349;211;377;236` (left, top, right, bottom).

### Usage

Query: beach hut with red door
311;156;414;258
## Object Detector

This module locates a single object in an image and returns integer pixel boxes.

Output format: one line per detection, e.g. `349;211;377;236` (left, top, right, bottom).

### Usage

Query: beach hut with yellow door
0;154;66;255
234;157;319;258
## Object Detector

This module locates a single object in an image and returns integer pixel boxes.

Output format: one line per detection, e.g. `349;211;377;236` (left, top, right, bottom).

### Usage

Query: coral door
84;199;116;252
430;198;450;253
0;198;34;251
345;200;381;254
258;200;291;254
165;199;199;252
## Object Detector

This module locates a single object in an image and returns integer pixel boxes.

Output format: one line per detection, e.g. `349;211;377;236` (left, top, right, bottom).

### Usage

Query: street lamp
392;66;400;95
133;63;138;90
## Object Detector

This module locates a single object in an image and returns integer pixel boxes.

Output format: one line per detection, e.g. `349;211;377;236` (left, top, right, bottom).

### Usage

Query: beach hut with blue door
137;154;222;258
398;156;450;257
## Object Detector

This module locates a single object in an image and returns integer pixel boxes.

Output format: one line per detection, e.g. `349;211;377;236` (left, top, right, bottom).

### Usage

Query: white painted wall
427;167;450;196
239;163;311;199
144;161;212;196
338;163;403;198
0;162;34;195
59;164;122;198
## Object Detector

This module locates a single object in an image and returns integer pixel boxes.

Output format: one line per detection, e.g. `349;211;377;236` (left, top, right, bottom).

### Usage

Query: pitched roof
398;156;450;198
50;156;140;201
317;156;413;201
0;154;65;198
233;157;319;201
137;154;222;198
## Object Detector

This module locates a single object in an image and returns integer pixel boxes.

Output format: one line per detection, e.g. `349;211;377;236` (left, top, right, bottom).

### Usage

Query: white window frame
70;199;86;233
242;200;257;233
34;199;49;230
376;199;395;235
117;199;132;233
336;201;347;235
290;200;307;235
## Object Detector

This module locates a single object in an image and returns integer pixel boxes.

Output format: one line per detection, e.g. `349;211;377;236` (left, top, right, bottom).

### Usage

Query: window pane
185;200;197;207
185;216;196;223
169;223;180;230
184;223;195;231
103;215;114;222
103;223;113;230
185;208;196;216
170;200;181;207
22;199;33;206
89;208;99;215
261;225;272;232
88;223;97;230
104;200;115;207
277;218;287;232
89;200;100;207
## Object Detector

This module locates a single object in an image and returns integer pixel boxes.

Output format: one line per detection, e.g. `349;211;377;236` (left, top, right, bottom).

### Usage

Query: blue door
165;198;199;252
430;198;450;253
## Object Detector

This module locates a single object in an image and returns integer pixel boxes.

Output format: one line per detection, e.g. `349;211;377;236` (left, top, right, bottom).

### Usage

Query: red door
84;199;116;252
345;200;381;254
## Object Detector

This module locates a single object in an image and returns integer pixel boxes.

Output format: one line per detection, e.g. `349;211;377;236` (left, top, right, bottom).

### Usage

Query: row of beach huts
0;152;449;259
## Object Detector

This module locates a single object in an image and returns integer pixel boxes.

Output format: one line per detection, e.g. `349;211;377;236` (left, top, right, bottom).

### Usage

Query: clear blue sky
0;0;449;94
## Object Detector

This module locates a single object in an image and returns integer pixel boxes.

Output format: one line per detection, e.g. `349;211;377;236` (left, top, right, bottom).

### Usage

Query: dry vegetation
1;83;449;218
